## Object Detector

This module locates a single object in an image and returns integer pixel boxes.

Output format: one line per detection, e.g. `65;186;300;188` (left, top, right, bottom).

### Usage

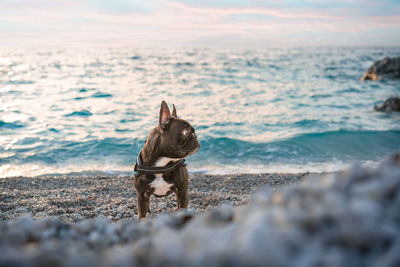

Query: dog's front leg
176;186;188;209
137;192;150;219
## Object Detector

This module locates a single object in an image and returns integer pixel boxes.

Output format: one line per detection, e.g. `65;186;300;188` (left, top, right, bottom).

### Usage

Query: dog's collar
133;151;186;176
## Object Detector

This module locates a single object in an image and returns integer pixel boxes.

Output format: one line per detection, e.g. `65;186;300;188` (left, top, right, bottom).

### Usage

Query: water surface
1;47;399;176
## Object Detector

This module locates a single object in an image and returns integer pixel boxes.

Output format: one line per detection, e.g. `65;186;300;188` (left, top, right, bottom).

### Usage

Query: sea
1;47;400;177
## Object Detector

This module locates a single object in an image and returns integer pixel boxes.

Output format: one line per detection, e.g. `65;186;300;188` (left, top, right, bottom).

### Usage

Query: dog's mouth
179;133;200;157
187;145;200;156
181;132;196;146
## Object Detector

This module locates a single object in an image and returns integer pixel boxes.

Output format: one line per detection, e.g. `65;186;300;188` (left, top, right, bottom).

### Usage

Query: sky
0;0;399;47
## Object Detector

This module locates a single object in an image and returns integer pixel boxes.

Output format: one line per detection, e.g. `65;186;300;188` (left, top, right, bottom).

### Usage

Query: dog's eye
183;129;189;136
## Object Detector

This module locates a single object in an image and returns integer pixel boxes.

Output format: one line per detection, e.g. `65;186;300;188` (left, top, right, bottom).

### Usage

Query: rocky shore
1;157;399;266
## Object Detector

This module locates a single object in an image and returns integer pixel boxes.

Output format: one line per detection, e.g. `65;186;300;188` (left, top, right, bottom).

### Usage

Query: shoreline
0;172;314;222
1;165;340;179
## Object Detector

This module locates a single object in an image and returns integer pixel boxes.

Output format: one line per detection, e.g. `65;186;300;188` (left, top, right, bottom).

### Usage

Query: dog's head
157;101;200;158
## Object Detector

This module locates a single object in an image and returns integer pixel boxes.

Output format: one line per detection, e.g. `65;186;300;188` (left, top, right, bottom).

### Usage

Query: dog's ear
172;104;177;118
159;101;172;131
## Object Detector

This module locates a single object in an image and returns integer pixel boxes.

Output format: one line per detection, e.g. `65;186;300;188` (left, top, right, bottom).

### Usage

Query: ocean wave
91;92;113;98
194;130;400;165
64;110;93;117
1;130;399;177
0;120;25;129
175;62;195;67
129;55;141;60
3;80;35;85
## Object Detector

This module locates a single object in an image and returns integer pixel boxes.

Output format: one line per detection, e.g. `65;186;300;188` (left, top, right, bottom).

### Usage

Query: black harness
133;151;186;176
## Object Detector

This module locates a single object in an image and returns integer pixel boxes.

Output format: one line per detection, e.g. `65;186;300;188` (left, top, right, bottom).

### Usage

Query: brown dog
133;101;200;218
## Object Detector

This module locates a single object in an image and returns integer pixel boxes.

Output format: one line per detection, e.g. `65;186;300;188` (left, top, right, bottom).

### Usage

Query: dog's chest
150;174;172;195
149;157;180;196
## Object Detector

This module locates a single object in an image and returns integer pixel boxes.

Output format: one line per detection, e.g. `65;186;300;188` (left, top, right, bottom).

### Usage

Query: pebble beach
0;172;307;222
1;155;399;266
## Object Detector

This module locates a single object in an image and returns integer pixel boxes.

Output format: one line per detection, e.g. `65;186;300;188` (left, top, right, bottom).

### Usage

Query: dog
133;101;200;218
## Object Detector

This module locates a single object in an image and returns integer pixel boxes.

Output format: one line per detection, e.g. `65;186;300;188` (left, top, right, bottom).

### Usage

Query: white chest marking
150;157;182;196
150;174;173;195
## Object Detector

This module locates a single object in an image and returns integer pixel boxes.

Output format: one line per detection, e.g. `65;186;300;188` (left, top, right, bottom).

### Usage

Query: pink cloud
164;0;343;21
0;0;398;47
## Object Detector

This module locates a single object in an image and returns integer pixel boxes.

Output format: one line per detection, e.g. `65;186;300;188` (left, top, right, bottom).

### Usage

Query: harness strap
133;151;186;176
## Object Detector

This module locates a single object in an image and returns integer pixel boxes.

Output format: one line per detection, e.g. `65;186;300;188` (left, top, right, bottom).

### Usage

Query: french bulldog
133;101;200;219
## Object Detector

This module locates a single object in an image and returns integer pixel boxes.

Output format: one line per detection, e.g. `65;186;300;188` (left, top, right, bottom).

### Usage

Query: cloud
0;0;399;47
164;0;343;20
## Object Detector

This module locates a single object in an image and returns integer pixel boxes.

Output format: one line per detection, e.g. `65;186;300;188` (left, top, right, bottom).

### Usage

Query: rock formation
374;97;400;112
362;57;400;80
